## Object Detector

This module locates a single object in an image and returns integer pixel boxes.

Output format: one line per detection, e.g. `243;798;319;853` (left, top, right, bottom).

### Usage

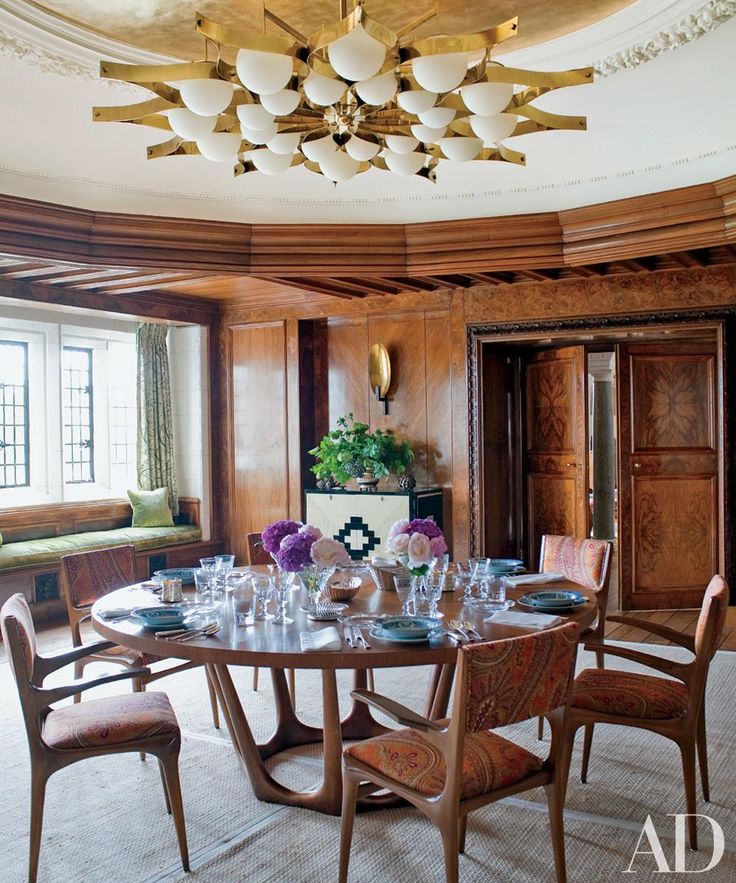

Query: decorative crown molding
595;0;736;75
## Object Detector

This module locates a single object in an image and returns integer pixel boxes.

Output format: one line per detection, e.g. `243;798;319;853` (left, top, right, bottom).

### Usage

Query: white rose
311;537;350;568
407;533;432;569
386;533;410;556
387;519;410;539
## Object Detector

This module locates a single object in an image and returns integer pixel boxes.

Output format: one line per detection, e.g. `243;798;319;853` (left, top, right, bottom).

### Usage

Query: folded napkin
486;610;562;630
371;556;397;567
97;608;134;620
505;571;564;587
300;626;342;651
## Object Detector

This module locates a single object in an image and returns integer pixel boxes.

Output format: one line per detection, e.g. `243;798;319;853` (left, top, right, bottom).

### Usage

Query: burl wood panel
229;321;289;563
425;311;453;488
327;317;370;428
526;359;576;453
527;474;577;568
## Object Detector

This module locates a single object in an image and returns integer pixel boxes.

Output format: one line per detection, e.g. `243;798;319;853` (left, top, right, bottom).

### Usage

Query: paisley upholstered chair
339;623;581;883
60;544;219;729
1;593;189;883
537;535;612;739
563;574;728;851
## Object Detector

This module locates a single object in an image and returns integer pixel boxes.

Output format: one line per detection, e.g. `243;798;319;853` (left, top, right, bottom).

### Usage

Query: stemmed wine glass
270;571;294;625
393;576;415;615
251;574;273;621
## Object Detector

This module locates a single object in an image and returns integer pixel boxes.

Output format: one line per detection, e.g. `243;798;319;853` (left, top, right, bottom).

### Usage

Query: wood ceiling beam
282;277;365;300
385;277;442;292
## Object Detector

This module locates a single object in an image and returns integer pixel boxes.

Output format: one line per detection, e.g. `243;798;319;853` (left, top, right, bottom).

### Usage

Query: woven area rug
1;641;734;883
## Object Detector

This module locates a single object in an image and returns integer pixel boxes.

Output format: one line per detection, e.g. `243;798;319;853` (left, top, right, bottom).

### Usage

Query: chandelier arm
400;17;518;59
308;5;397;56
513;104;588;132
99;61;218;84
92;97;179;123
146;136;183;159
263;8;308;46
195;12;304;53
396;8;438;44
484;66;594;88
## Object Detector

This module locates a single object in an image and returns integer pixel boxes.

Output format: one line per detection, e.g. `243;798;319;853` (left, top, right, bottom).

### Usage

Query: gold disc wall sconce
369;342;391;414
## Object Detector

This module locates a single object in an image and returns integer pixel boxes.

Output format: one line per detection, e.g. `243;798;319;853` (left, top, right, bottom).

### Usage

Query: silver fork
353;625;371;650
343;627;355;648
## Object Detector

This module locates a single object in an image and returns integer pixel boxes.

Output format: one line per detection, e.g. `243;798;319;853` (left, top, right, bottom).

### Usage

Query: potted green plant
309;413;414;491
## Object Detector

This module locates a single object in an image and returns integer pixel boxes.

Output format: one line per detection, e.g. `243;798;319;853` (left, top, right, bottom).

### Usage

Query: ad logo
625;815;725;874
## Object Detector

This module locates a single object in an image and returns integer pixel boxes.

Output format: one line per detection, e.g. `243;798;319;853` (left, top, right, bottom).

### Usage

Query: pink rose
311;537;350;568
387;519;410;539
430;536;448;558
299;523;323;541
407;533;433;569
386;533;410;556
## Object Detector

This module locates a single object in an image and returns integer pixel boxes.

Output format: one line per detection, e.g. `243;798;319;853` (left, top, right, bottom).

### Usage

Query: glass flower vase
298;565;336;610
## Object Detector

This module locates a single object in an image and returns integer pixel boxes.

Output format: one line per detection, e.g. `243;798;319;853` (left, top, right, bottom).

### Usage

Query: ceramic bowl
153;568;195;585
489;559;524;573
525;590;586;607
131;605;187;627
377;616;441;640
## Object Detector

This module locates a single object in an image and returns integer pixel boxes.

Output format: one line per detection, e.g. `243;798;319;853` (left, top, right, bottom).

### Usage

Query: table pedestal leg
340;669;392;740
258;668;324;759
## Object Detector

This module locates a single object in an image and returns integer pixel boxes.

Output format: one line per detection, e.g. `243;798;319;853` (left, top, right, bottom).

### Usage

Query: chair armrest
38;668;151;705
33;640;117;681
606;615;696;651
351;689;445;733
582;640;689;678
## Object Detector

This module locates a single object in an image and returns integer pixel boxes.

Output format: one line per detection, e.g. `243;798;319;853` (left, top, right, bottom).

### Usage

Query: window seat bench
0;497;221;621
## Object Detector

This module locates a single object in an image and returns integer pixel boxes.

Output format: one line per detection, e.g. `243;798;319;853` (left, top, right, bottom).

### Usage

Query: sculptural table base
206;664;399;816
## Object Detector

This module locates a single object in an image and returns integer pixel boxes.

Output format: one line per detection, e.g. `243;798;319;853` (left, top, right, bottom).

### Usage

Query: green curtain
136;323;179;516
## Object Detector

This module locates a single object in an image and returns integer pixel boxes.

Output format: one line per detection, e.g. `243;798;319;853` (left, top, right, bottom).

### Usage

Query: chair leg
696;706;710;802
458;815;468;854
580;724;594;783
252;666;259;692
133;677;147;762
440;817;460;883
288;669;297;706
159;753;190;872
205;669;220;730
338;772;360;883
73;659;84;703
158;760;172;814
367;668;375;692
537;715;545;740
544;782;567;883
679;740;699;851
28;770;47;883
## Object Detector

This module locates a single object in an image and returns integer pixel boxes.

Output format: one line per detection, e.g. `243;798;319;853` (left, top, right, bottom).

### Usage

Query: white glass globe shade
179;79;234;116
469;113;518;143
410;124;446;144
266;132;301;155
385;135;419;154
412;53;467;93
196;131;241;162
236;49;292;95
461;81;513;116
438;137;482;161
319;149;360;182
327;24;385;82
345;135;380;161
383;149;427;176
301;134;337;163
304;71;346;106
260;89;300;116
397;89;438;115
355;71;397;106
250;148;295;175
167;108;217;140
241;122;279;145
418;106;455;128
236;104;275;131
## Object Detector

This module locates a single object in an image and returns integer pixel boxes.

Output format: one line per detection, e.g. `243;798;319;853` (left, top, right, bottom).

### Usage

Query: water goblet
426;572;444;619
454;571;473;602
393;575;415;615
270;572;294;625
215;554;235;592
193;567;212;602
251;574;273;621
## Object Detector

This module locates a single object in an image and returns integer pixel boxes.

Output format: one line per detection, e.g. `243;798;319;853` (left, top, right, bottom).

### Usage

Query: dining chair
563;574;728;851
340;622;581;883
60;544;220;730
537;534;612;739
245;531;297;702
1;593;189;883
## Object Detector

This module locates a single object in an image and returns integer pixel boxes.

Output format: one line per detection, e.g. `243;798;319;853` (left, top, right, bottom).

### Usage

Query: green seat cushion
0;525;201;571
127;488;174;528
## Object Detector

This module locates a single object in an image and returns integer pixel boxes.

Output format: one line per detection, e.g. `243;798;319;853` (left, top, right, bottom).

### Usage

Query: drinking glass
393;575;415;615
487;575;507;608
469;558;490;582
215;554;235;592
453;571;473;602
231;581;253;626
426;571;444;619
193;567;212;601
270;571;294;625
251;574;273;621
199;556;218;595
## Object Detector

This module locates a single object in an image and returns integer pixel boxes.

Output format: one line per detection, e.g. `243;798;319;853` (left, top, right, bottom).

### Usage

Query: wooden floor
605;606;736;650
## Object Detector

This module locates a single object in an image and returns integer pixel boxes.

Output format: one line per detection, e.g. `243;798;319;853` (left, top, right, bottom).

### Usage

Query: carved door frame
467;309;734;605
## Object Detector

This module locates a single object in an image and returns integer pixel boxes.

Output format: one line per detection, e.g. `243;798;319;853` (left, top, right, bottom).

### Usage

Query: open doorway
588;351;617;542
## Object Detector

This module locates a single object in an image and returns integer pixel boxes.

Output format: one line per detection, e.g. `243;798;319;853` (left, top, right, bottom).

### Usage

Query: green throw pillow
127;488;174;528
0;530;3;547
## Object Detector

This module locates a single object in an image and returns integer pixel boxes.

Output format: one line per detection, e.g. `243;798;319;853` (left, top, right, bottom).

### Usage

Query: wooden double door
521;341;720;610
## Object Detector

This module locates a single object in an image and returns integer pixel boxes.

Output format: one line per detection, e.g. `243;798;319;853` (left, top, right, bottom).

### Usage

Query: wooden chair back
245;532;271;566
60;545;137;646
694;574;728;660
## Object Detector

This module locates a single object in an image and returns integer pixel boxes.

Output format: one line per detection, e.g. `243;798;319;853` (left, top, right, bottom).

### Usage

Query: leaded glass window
0;340;29;488
62;346;95;483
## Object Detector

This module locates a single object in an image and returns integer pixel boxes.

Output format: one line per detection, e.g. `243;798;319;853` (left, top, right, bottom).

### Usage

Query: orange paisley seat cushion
573;668;689;720
43;691;179;750
94;644;160;666
345;728;543;800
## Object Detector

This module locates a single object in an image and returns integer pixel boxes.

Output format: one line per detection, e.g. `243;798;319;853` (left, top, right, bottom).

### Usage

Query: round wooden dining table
93;572;596;816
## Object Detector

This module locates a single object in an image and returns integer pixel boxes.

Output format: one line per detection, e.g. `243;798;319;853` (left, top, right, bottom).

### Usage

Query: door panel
524;346;589;568
618;344;718;609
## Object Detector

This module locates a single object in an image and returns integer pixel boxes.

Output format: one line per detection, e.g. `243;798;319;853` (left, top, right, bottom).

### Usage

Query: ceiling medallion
93;2;593;183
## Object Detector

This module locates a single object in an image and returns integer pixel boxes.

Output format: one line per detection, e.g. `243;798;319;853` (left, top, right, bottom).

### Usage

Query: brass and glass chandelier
94;2;593;182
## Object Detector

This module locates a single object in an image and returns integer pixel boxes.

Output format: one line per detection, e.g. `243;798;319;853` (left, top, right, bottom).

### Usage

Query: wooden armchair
537;535;612;739
563;574;728;850
340;623;581;883
61;545;219;730
1;593;189;883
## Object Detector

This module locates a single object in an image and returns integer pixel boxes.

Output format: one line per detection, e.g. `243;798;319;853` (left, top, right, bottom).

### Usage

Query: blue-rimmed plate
369;623;444;643
518;591;587;612
489;559;525;574
131;605;189;629
375;616;442;640
153;568;195;585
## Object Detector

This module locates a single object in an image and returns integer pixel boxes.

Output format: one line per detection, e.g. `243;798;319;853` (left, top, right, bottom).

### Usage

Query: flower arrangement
385;518;447;576
261;519;351;604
